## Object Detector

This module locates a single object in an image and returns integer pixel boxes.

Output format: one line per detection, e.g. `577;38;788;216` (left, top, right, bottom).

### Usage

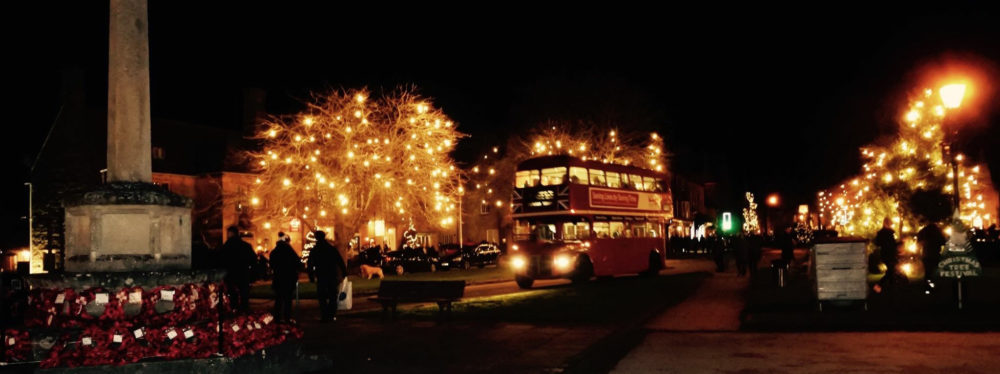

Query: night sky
4;4;1000;249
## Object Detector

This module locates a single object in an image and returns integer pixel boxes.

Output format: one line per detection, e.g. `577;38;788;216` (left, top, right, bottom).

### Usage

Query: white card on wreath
161;290;175;301
55;293;66;304
7;337;14;346
128;291;142;304
95;293;110;305
133;329;144;339
263;315;273;325
184;329;194;339
113;334;123;343
231;324;240;332
166;329;177;340
81;337;92;346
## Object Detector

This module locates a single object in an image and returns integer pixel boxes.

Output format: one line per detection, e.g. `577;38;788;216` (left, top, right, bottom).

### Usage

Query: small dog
360;264;384;280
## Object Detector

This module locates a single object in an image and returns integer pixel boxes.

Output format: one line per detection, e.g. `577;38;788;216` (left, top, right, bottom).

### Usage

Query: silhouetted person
747;234;763;277
269;232;300;323
307;231;348;322
875;218;899;292
711;236;727;272
917;223;946;279
222;226;256;312
734;235;749;277
778;226;795;265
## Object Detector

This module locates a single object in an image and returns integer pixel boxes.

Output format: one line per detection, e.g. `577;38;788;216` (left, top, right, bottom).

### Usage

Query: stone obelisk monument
62;0;192;272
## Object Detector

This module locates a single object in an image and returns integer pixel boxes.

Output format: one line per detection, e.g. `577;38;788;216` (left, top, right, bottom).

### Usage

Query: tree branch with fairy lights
818;86;998;240
245;88;465;247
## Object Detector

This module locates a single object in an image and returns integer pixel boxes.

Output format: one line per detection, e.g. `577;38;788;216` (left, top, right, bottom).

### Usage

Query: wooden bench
373;280;465;319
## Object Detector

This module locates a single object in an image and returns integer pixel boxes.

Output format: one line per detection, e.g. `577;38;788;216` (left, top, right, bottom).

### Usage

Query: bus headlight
511;256;527;269
553;254;572;270
512;244;519;251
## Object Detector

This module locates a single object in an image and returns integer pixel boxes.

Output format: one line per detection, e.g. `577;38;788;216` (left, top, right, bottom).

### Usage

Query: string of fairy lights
247;89;464;236
743;192;760;234
818;86;997;241
525;126;666;171
462;126;669;209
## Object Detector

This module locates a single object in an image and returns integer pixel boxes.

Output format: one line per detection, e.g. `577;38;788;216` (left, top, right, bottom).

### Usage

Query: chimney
242;87;267;135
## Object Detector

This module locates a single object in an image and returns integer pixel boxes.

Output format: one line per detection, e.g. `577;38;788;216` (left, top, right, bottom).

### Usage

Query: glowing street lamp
939;84;966;109
764;193;779;235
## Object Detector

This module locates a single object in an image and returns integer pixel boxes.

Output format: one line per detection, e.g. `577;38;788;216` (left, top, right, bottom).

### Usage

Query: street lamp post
25;182;32;271
766;193;779;236
939;83;966;213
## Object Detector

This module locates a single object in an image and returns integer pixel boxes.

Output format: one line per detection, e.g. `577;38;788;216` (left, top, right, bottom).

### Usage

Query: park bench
373;280;465;319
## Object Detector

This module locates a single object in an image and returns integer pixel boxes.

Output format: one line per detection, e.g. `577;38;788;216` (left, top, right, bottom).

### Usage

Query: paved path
611;332;1000;374
612;249;1000;373
645;263;747;331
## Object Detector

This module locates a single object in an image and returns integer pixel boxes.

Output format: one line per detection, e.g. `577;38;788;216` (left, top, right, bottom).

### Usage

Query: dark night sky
4;3;1000;248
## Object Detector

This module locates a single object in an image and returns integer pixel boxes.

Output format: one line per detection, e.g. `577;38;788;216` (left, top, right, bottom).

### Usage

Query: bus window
589;169;607;187
563;222;576;239
563;221;591;240
630;174;644;190
606;171;621;188
593;222;610;238
576;222;591;239
643;177;656;191
654;178;665;192
569;167;588;185
610;222;625;238
531;224;556;241
629;222;651;238
541;167;567;186
530;170;541;186
620;173;630;188
515;170;531;188
514;219;531;240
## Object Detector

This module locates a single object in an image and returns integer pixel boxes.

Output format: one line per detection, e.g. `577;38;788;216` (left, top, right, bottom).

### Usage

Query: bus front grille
529;255;552;277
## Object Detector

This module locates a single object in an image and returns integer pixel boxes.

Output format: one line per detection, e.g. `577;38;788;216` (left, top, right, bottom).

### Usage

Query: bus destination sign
589;188;662;211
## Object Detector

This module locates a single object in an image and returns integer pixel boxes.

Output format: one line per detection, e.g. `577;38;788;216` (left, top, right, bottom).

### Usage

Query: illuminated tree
818;87;998;239
742;192;760;234
247;88;464;247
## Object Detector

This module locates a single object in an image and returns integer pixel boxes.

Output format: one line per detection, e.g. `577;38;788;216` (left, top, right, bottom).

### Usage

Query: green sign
721;212;733;232
937;255;982;278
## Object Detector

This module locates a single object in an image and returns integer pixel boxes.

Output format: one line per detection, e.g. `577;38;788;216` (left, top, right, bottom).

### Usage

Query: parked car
382;248;438;275
357;247;384;267
438;243;501;270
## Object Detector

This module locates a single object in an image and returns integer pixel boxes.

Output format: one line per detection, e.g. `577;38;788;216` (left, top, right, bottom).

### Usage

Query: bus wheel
395;265;405;275
571;256;594;284
515;275;534;289
639;250;663;277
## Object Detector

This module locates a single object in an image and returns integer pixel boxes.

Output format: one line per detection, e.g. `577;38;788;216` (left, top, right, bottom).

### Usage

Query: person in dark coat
778;226;795;265
747;233;763;277
734;235;749;277
711;235;727;272
917;223;946;280
269;232;300;322
307;230;348;322
875;218;899;292
222;226;257;312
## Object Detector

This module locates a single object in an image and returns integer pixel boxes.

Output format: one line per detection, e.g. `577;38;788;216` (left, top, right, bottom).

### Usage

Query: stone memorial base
26;269;225;291
62;182;193;273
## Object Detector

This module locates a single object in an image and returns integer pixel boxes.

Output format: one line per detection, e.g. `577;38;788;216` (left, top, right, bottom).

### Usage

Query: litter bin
771;259;787;288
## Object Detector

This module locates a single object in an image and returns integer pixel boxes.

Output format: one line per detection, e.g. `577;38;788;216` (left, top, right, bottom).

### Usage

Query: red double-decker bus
507;155;673;288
